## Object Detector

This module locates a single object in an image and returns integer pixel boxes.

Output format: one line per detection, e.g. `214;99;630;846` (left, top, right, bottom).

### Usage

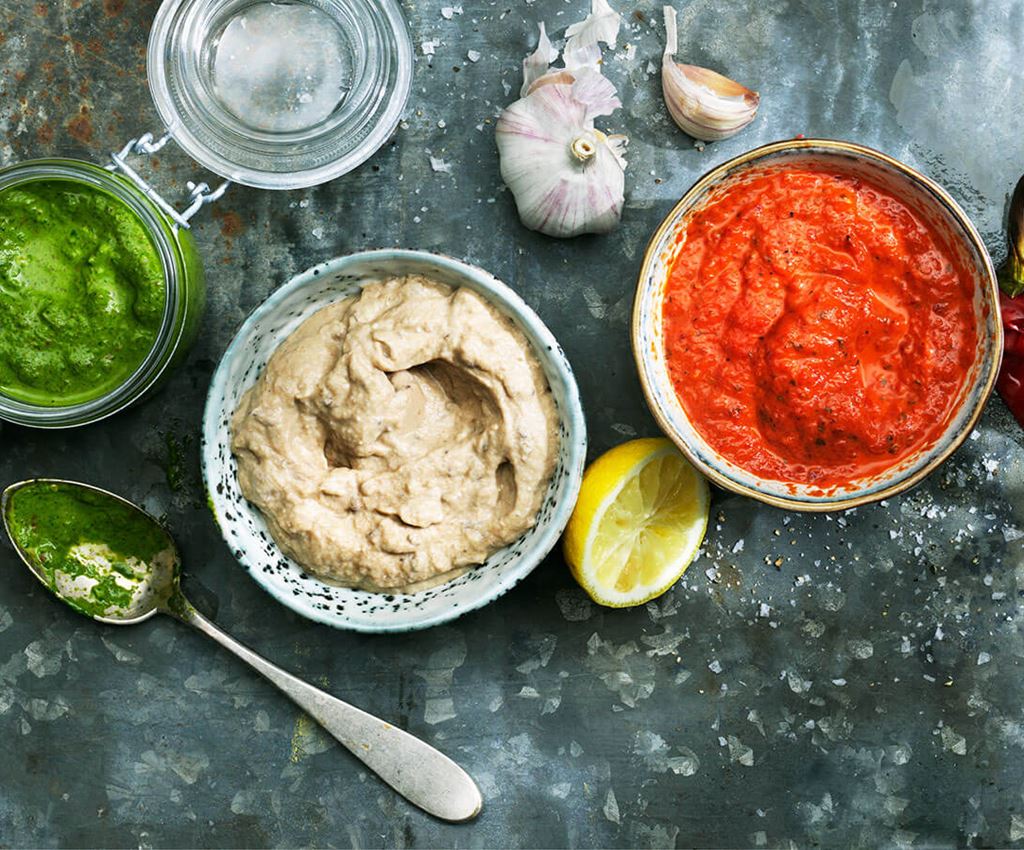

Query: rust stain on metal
67;105;93;143
213;209;245;240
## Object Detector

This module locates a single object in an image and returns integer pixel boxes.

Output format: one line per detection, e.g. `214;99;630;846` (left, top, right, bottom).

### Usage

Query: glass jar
148;0;413;189
0;0;412;428
0;160;206;429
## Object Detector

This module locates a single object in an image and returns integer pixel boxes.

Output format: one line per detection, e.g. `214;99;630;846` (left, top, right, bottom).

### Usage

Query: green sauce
0;180;166;406
5;482;174;618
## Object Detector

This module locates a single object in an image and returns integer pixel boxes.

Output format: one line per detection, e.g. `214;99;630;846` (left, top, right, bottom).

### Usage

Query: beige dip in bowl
231;275;559;592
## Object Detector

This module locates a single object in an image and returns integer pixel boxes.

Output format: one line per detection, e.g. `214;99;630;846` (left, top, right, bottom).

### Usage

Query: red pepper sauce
663;166;978;488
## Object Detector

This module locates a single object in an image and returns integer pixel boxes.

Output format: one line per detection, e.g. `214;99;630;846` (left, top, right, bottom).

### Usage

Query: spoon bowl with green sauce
1;479;482;823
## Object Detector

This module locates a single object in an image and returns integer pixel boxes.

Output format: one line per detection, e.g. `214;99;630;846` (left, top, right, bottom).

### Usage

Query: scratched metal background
1;1;1023;847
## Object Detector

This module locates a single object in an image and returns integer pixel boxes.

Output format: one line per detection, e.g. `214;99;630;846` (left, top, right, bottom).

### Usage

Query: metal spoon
0;478;483;823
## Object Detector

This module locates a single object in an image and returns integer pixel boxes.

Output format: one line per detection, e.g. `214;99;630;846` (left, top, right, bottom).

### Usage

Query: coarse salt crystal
429;156;452;174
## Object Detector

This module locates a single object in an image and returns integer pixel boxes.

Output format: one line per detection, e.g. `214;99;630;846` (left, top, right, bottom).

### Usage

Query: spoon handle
172;599;482;823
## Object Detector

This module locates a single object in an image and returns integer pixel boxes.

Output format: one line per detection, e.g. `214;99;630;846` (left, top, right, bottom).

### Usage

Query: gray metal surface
1;1;1022;847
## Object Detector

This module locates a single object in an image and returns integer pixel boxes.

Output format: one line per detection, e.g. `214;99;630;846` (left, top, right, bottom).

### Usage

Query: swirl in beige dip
231;276;559;592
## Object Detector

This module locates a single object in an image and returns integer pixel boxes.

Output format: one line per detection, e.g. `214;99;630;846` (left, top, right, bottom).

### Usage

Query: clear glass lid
148;0;413;190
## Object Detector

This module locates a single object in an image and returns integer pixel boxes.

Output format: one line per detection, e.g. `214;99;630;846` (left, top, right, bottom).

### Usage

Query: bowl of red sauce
633;139;1002;511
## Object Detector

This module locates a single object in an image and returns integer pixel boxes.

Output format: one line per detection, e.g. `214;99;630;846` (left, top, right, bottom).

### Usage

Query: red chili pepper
998;176;1024;427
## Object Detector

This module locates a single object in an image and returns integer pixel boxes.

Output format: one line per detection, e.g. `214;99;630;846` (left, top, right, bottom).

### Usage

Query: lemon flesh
563;438;709;607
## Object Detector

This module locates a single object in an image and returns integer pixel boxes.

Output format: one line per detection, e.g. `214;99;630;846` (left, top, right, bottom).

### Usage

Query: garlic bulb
497;83;626;237
497;3;628;239
661;5;759;141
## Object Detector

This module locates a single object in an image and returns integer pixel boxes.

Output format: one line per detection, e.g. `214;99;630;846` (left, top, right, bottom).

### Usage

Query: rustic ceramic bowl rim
202;249;587;632
632;138;1003;512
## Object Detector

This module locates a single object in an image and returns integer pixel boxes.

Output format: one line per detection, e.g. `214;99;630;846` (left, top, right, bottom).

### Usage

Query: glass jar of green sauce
0;160;205;428
0;0;413;428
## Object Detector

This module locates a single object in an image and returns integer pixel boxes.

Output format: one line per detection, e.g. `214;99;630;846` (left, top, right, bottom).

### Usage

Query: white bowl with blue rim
202;250;587;632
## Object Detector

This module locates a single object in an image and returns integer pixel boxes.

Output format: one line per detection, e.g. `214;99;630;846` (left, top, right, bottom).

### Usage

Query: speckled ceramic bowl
633;139;1002;511
202;250;586;632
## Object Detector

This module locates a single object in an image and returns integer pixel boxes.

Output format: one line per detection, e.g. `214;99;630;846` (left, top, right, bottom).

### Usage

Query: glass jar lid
148;0;413;190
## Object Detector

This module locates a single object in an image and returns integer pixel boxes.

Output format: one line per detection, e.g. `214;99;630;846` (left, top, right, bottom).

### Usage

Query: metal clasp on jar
107;132;230;230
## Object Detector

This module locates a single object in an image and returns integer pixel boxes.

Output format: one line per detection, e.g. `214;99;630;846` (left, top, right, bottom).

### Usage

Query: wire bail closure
107;132;231;230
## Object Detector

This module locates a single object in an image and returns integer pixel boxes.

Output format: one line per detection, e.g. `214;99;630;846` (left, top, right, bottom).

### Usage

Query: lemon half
563;438;710;607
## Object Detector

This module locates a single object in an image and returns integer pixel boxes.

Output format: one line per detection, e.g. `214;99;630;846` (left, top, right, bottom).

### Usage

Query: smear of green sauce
0;180;166;406
164;431;191;494
5;482;172;618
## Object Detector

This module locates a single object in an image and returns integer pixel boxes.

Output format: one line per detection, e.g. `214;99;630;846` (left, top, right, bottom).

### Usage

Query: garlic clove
496;83;625;238
661;4;760;141
521;22;559;96
662;61;760;140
